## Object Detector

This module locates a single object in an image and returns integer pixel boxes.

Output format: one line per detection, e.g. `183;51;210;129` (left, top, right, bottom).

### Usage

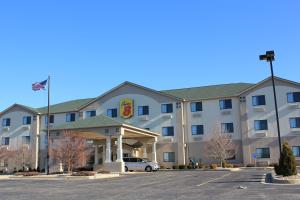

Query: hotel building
1;76;300;172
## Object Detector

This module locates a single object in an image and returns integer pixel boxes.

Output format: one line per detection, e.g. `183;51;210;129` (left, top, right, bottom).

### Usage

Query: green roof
161;83;254;100
51;114;124;130
37;98;94;114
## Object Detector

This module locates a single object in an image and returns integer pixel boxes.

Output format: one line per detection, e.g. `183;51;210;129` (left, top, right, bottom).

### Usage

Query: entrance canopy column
105;136;112;163
152;138;157;163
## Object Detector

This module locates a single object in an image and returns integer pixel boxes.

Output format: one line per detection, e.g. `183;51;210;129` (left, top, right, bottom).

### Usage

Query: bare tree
205;122;236;166
49;131;92;173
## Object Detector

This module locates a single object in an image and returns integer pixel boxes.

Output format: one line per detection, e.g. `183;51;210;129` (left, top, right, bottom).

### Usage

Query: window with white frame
190;102;203;112
290;117;300;128
292;146;300;157
287;92;300;103
221;123;234;133
45;115;54;124
162;127;174;136
219;99;232;110
107;108;117;118
161;103;173;113
138;106;149;116
66;113;76;122
163;152;175;162
2;118;11;127
191;125;204;135
23;116;32;125
256;148;270;158
254;120;268;131
252;95;266;106
86;110;96;117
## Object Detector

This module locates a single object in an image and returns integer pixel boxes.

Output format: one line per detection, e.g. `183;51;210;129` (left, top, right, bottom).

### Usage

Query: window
22;116;31;125
163;152;175;162
290;118;300;128
144;128;150;130
66;113;76;122
292;146;300;157
191;125;204;135
45;115;54;124
1;137;9;145
162;127;174;136
256;148;270;158
107;108;117;118
161;103;173;113
219;99;232;110
2;118;10;127
252;95;266;106
22;136;30;145
86;110;96;117
190;102;203;112
287;92;300;103
221;123;234;133
254;120;268;131
138;106;149;116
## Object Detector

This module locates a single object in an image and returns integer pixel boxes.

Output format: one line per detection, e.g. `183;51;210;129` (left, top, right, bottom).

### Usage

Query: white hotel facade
1;76;300;172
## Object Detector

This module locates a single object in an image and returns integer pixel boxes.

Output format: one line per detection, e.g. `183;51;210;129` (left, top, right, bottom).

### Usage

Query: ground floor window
1;137;9;146
163;152;175;162
256;148;270;158
292;146;300;157
22;136;30;145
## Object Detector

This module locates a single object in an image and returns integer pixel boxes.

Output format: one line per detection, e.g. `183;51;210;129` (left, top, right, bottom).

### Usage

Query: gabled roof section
50;114;124;131
37;98;95;114
78;81;183;110
0;104;38;117
161;83;254;101
239;76;300;95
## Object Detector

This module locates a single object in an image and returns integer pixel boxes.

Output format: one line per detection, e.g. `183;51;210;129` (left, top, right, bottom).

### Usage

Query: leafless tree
49;131;92;173
205;122;236;166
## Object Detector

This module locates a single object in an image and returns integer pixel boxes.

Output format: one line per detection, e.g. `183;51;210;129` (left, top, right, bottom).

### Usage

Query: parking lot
0;168;299;200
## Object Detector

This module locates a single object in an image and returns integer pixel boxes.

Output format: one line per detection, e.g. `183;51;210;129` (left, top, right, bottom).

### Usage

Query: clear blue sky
0;0;299;111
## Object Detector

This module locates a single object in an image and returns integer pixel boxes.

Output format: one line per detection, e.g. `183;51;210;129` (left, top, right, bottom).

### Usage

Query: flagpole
46;75;50;175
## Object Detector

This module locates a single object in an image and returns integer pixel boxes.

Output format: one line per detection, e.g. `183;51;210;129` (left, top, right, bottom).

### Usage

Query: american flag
32;80;47;91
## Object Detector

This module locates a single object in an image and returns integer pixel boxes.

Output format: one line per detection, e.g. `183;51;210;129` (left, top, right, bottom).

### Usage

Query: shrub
160;165;165;169
269;163;277;167
222;160;227;168
275;142;297;176
233;164;241;168
225;164;234;168
15;172;39;176
72;171;95;176
178;165;186;170
210;164;217;170
198;163;204;169
172;165;179;169
187;165;192;169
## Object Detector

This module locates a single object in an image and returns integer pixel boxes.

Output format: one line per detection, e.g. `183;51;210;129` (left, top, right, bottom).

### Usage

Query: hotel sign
120;98;134;119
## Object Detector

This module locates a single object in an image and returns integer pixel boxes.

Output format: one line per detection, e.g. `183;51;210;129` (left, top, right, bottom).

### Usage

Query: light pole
259;50;282;154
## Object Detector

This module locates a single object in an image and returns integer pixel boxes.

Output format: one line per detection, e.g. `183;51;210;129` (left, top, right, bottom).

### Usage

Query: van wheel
145;166;152;172
125;166;128;172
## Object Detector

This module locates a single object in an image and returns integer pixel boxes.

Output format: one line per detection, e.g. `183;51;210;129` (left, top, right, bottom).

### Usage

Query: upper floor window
162;126;174;136
290;117;300;128
161;103;173;113
292;146;300;157
23;116;32;125
45;115;54;124
22;136;30;145
190;102;203;112
1;137;9;146
256;147;270;158
254;120;268;131
287;92;300;103
191;125;204;135
2;118;11;127
252;95;266;106
138;106;149;116
86;110;96;118
66;113;76;122
221;123;234;133
107;108;117;118
219;99;232;110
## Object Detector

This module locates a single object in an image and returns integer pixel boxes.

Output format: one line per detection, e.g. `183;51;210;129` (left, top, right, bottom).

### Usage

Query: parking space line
196;173;232;187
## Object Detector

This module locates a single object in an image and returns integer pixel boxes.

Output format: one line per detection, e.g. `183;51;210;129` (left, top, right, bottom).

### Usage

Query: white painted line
196;173;232;187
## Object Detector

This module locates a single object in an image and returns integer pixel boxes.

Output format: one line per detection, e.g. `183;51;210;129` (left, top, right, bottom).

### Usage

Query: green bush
178;165;186;170
275;142;297;177
172;165;179;169
210;164;217;170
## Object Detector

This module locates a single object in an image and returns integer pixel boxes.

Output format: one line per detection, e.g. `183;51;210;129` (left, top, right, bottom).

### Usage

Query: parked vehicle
123;157;160;172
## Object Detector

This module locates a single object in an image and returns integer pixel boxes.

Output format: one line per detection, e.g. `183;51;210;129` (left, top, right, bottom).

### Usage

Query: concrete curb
159;168;241;172
265;172;300;185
